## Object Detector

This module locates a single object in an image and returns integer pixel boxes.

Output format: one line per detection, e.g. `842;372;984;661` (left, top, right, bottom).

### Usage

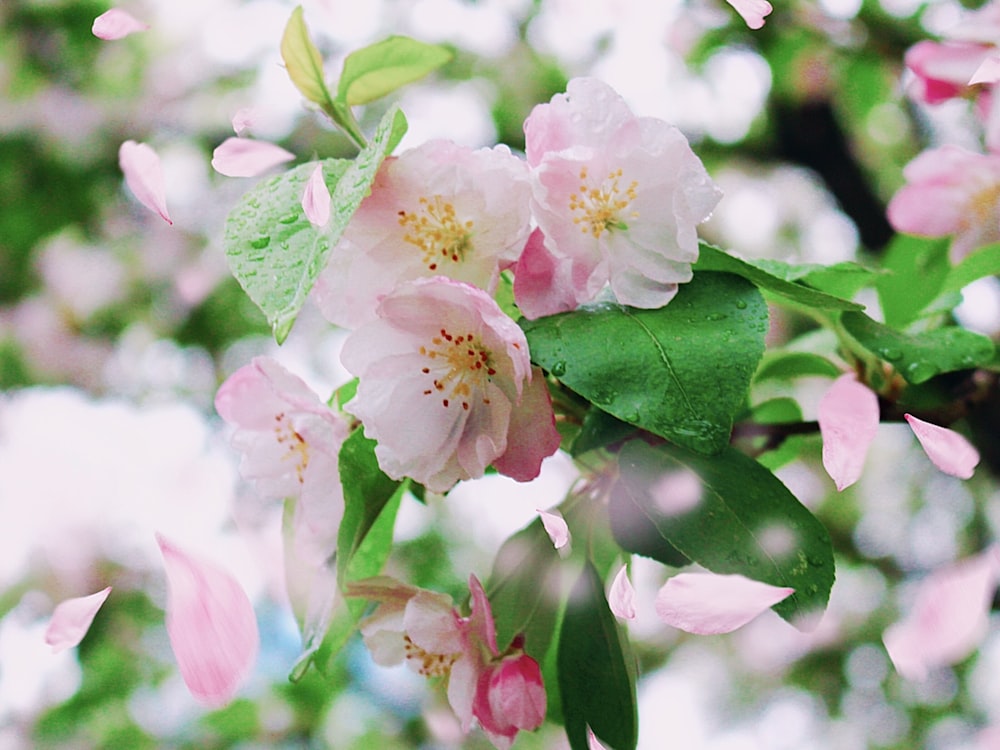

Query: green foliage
876;235;951;328
280;6;333;107
614;440;835;625
522;271;768;455
338;36;454;106
754;351;842;382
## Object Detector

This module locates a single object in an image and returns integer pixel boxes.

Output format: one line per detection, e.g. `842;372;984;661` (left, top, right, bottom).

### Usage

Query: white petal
655;572;794;634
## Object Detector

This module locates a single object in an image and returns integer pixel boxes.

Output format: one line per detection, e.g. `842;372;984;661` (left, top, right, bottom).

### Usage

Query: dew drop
735;300;748;310
550;361;567;377
879;347;903;362
279;211;299;224
249;234;270;249
705;312;725;322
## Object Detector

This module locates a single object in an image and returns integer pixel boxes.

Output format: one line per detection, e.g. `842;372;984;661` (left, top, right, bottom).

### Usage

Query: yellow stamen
568;166;640;239
398;196;474;271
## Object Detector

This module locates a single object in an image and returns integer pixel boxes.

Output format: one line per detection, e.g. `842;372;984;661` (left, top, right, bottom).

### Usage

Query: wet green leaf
338;35;453;106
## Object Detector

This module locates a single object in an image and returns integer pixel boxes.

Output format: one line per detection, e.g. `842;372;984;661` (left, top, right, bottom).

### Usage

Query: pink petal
211;137;295;178
883;547;1000;680
118;140;172;224
302;164;331;227
537;509;570;550
484;652;546;732
231;107;256;136
92;8;149;40
818;373;880;491
971;55;1000;85
904;414;980;479
725;0;773;28
609;566;636;620
493;367;561;482
655;572;794;635
157;534;259;707
45;587;112;653
467;575;499;657
588;727;607;750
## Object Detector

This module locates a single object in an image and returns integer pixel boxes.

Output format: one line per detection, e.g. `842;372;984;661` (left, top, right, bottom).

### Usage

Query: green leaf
751;397;802;424
223;107;400;342
941;242;1000;295
572;407;637;456
337;35;453;106
754;351;842;382
876;235;950;328
559;564;638;750
693;244;864;311
280;6;333;107
521;272;768;455
749;258;880;301
841;311;996;384
614;440;835;625
609;483;690;568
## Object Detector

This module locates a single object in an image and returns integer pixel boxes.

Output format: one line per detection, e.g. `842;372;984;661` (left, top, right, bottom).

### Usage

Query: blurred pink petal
92;8;149;39
609;566;636;620
818;373;879;491
537;509;570;550
118;140;172;225
884;547;1000;680
655;572;794;635
588;727;607;750
726;0;773;28
211;137;294;177
157;534;259;707
302;164;331;227
904;414;980;479
231;107;256;136
45;587;112;653
971;55;1000;84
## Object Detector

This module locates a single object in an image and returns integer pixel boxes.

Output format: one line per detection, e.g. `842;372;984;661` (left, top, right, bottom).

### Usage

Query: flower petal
818;373;880;491
302;164;331;227
92;8;149;40
609;566;636;620
655;572;794;635
157;534;259;707
231;107;256;136
971;54;1000;85
211;137;295;177
537;509;570;550
904;414;979;479
119;140;172;224
44;587;112;652
725;0;773;28
493;367;561;482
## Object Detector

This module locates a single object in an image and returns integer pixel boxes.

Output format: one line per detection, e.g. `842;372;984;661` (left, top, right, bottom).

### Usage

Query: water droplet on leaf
879;347;903;361
735;300;748;310
279;212;299;224
249;234;270;249
550;361;567;377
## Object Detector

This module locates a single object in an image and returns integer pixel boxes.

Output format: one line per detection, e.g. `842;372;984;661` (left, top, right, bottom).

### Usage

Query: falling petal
537;509;570;550
725;0;773;29
118;140;172;224
904;414;979;479
157;534;259;707
818;373;879;491
609;566;636;620
211;137;295;177
231;107;256;136
588;727;607;750
92;8;149;40
655;572;794;635
302;164;331;227
883;546;1000;681
45;587;112;653
971;55;1000;85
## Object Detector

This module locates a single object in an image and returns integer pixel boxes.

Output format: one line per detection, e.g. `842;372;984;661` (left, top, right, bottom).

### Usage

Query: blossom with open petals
340;277;558;493
349;575;544;749
520;77;721;316
314;139;532;329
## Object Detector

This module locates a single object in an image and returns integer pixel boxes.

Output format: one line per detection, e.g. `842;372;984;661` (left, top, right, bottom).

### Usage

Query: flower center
403;634;461;677
568;166;639;239
399;196;474;271
419;327;497;411
273;413;309;483
968;182;1000;226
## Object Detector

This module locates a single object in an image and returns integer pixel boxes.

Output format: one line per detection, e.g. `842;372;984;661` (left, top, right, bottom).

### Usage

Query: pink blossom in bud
92;8;149;39
655;572;794;635
609;565;636;621
340;277;557;493
476;650;547;750
302;164;331;227
314;139;532;329
904;414;980;479
884;547;1000;681
522;77;721;314
214;357;348;565
537;509;570;550
156;534;259;707
888;145;1000;261
725;0;773;29
818;373;880;491
118;140;172;224
211;137;295;177
45;587;112;652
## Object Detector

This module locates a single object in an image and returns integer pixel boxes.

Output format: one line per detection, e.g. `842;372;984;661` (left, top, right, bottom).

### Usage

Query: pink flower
725;0;773;29
520;77;721;315
314;140;532;329
45;587;112;652
92;8;149;40
905;40;991;104
817;373;880;491
211;137;295;177
904;413;980;479
884;547;1000;681
340;277;558;493
157;534;259;707
655;572;794;635
350;575;544;749
888;145;1000;261
214;357;349;564
118;140;172;225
